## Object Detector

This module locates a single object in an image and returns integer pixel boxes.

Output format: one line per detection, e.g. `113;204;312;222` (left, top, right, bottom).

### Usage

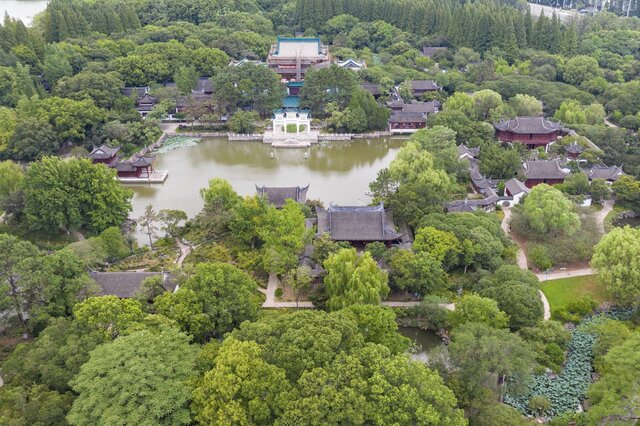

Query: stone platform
263;131;319;148
118;170;169;184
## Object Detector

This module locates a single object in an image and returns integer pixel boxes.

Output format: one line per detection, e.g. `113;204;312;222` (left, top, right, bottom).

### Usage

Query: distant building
90;271;176;299
361;83;382;99
504;178;530;204
495;117;568;150
267;37;330;82
457;144;480;161
523;159;569;188
229;58;264;67
421;46;447;58
335;58;366;71
583;165;624;183
256;185;309;208
88;145;121;167
564;141;584;159
408;80;440;98
123;87;158;116
316;203;402;246
388;112;427;134
115;156;156;179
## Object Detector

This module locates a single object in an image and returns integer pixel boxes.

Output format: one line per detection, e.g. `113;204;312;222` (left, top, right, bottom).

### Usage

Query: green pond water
129;137;405;225
397;326;443;363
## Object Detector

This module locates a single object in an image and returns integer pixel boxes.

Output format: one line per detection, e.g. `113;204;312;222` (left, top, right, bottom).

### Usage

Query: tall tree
138;204;159;250
323;248;389;311
68;326;197;426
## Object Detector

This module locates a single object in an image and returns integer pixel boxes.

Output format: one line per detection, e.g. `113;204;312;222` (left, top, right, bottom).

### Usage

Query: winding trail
175;238;192;267
501;208;551;320
595;199;614;234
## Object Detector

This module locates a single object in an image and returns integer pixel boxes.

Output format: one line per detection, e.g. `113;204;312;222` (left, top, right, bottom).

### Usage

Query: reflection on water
129;138;405;225
397;326;443;363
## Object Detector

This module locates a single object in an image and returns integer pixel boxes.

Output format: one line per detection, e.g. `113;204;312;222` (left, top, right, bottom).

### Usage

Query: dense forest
0;0;639;425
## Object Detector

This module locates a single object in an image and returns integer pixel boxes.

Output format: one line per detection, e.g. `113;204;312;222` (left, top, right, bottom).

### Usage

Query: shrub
528;395;551;416
566;296;598;316
528;243;553;270
274;288;284;298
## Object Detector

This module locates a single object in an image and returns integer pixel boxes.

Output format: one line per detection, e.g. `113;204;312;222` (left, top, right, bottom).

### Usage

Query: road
528;2;579;22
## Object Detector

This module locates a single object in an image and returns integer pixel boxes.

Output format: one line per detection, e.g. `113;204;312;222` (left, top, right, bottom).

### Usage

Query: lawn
540;275;611;312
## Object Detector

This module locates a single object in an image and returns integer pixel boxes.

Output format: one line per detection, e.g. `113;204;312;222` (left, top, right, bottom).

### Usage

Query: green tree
22;157;132;234
299;65;359;116
413;226;461;268
155;262;257;342
508;94;543;116
592;226;640;305
586;332;640;424
473;89;503;119
55;71;125;109
2;318;106;393
481;284;543;330
68;326;197;426
7;118;59;161
341;305;410;354
43;44;73;88
0;160;23;204
323;248;389;311
174;65;199;95
281;344;466;426
158;209;188;238
192;338;290;425
517;184;580;237
563;55;602;87
0;107;17;153
612;175;640;212
260;200;307;274
388;249;448;295
138;204;159;250
448;294;509;329
444;92;478;119
228;110;259;134
445;322;535;410
0;384;73;426
409;126;459;175
479;143;521;179
73;296;145;338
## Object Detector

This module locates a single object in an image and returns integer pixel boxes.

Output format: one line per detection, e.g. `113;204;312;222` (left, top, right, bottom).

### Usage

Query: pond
0;0;49;26
397;326;444;363
129;137;405;227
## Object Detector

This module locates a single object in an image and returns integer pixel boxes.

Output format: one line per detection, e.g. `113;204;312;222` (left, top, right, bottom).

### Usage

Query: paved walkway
595;200;614;234
501;208;551;319
536;268;594;282
175;239;192;267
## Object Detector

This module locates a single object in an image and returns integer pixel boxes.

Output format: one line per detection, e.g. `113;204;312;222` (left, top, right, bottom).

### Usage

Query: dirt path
175;238;192;267
595;200;614;234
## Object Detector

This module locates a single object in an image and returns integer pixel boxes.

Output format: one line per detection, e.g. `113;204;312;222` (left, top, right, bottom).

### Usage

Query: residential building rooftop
256;185;309;208
316;203;401;242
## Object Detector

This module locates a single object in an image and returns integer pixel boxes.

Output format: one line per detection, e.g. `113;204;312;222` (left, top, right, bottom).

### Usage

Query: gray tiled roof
388;111;426;124
90;272;176;298
504;178;529;196
446;199;477;212
457;144;480;159
421;47;447;57
402;101;437;114
410;80;439;91
565;142;584;155
495;116;562;134
89;145;120;160
361;83;381;96
584;165;624;181
524;159;569;180
316;203;401;242
256;185;309;208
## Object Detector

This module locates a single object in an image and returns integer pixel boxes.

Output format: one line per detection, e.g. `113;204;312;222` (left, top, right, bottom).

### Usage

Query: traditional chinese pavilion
88;145;121;167
388;112;427;134
115;156;155;178
267;37;330;82
316;203;402;246
256;185;309;208
523;159;569;188
495;117;568;150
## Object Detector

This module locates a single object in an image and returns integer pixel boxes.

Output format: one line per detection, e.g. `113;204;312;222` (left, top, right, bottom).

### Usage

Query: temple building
88;145;120;167
495;117;568;150
408;80;440;98
115;156;156;179
123;87;157;116
267;37;330;82
523;159;569;188
388;112;427;134
256;185;309;208
316;203;402;246
583;165;624;183
335;58;366;71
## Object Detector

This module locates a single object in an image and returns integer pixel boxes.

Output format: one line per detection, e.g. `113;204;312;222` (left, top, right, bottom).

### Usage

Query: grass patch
540;275;610;312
